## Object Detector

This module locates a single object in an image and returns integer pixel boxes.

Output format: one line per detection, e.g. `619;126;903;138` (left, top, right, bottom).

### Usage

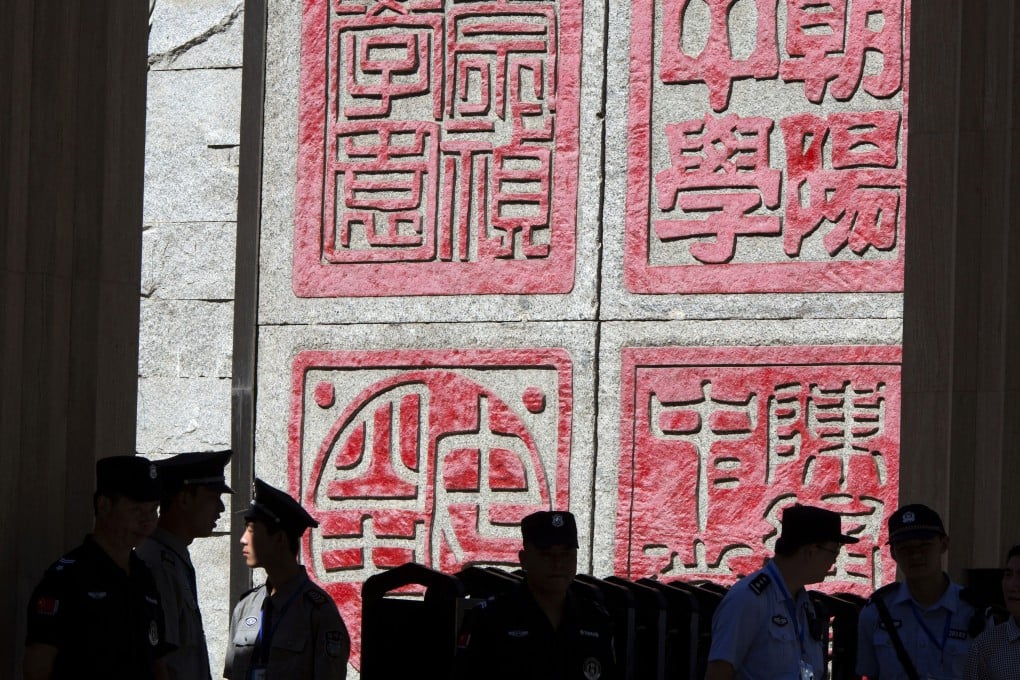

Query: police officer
707;503;859;680
138;450;233;679
857;503;983;680
455;510;617;680
24;456;172;679
224;478;350;679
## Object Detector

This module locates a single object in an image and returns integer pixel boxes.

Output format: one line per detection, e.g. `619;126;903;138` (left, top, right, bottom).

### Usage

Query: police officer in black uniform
455;510;617;680
24;456;172;679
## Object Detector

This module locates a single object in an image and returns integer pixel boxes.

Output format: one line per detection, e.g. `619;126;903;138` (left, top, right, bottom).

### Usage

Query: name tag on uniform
948;629;968;640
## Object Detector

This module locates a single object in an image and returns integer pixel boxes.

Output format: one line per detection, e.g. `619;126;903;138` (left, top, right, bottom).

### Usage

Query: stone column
901;0;1020;573
0;0;148;675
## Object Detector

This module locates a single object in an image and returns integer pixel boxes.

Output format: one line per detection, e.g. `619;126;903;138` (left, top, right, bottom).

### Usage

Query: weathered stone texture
138;300;233;378
136;377;232;453
141;222;237;300
148;0;245;71
143;68;242;224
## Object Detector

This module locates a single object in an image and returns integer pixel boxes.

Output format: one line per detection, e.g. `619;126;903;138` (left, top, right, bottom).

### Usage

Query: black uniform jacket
25;534;171;679
455;582;617;680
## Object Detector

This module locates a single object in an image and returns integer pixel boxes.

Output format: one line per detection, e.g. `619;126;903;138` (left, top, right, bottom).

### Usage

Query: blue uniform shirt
857;579;978;680
708;562;825;679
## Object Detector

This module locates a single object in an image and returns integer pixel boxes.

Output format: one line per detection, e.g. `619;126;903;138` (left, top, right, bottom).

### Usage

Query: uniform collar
765;560;811;606
149;527;194;567
893;575;960;613
266;565;309;601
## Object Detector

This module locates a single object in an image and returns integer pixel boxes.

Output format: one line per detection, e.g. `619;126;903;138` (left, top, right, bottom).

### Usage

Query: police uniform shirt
857;579;978;680
224;567;349;679
455;582;617;680
25;534;170;679
708;563;825;679
963;617;1020;680
137;526;211;680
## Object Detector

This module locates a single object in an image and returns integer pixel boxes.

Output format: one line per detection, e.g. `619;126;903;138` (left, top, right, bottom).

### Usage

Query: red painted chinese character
781;0;904;103
781;111;903;257
616;346;901;594
659;0;779;112
290;349;573;667
295;1;581;296
654;114;781;264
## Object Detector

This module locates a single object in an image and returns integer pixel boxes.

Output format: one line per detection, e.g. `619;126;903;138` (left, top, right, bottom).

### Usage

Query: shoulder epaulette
304;588;328;606
749;572;771;595
869;582;899;603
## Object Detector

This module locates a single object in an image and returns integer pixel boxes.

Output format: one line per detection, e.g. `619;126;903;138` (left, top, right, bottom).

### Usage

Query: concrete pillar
0;1;148;674
902;0;1020;573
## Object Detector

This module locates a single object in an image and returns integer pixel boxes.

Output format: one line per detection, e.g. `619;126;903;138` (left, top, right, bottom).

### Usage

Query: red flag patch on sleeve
35;597;59;615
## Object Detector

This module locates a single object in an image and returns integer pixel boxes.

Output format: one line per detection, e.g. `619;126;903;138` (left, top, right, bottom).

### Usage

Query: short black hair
1007;544;1020;561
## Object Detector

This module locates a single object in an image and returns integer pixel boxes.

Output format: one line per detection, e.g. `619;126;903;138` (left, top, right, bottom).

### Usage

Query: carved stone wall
248;1;908;672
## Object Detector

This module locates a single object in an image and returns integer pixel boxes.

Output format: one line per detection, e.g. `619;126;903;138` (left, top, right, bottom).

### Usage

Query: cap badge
903;511;915;524
552;514;564;528
149;464;157;479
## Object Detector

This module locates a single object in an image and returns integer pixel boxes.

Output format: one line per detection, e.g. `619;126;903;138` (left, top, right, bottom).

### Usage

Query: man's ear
95;494;113;516
272;528;289;552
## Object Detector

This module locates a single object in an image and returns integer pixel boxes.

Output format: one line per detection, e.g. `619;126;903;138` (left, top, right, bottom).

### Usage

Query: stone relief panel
288;347;573;661
294;0;581;296
614;344;901;595
625;0;908;293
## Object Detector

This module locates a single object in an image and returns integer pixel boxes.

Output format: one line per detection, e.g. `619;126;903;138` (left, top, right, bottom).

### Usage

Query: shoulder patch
305;588;328;606
749;573;771;595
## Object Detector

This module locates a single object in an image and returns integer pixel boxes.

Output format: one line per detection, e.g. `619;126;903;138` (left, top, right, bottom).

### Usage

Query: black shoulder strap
872;596;921;680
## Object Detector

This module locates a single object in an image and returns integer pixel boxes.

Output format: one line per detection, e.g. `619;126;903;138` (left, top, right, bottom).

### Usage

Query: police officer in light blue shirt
706;503;860;680
857;504;985;680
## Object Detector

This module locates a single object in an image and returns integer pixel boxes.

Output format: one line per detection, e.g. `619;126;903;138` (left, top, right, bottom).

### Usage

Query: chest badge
772;614;789;627
244;616;258;627
148;621;159;646
583;657;602;680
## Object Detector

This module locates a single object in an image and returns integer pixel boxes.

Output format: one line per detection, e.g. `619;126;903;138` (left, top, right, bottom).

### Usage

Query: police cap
96;455;161;502
776;503;859;551
245;478;318;537
888;503;946;544
157;450;233;495
521;510;578;549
